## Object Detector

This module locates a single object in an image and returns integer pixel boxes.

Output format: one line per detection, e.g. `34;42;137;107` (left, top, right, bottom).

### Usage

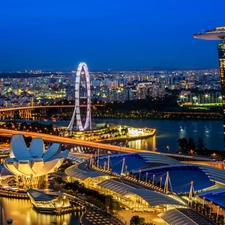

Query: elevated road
0;104;102;113
0;128;150;154
0;129;217;162
0;105;74;112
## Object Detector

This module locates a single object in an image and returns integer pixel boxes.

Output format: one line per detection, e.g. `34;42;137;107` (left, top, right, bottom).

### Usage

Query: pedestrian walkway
82;210;124;225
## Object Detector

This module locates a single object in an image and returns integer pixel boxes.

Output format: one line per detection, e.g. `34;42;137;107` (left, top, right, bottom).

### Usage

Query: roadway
0;105;99;112
0;128;150;154
0;129;217;163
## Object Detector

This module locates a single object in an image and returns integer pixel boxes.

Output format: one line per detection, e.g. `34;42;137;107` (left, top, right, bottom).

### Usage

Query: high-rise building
194;26;225;150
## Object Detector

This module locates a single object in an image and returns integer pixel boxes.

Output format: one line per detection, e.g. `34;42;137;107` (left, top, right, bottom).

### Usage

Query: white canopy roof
199;165;225;185
158;208;216;225
65;164;105;181
138;152;180;165
98;179;185;207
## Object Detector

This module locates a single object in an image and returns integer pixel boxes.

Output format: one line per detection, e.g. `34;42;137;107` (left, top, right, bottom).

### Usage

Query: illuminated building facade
218;42;225;141
194;26;225;150
27;189;71;213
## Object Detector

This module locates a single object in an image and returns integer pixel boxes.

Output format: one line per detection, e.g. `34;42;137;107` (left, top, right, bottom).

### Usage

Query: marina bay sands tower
194;26;225;150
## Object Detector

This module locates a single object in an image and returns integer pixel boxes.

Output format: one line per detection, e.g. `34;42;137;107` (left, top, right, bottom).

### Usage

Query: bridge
0;105;97;119
0;105;78;112
0;128;149;154
0;128;220;165
0;105;74;119
0;105;72;119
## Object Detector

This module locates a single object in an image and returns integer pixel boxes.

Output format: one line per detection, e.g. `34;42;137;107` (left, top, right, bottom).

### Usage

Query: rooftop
98;179;185;207
158;208;216;225
193;26;225;40
27;189;53;201
65;164;106;181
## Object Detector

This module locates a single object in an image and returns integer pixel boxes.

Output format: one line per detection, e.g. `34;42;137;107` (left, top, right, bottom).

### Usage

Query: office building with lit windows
194;26;225;150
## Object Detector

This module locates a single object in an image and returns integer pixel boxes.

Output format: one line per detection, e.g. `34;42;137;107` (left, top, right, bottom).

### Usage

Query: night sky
0;0;224;71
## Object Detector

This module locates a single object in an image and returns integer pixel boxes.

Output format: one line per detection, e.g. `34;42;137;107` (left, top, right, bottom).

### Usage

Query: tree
187;138;196;153
177;138;188;153
196;137;205;152
54;176;64;184
130;216;145;225
105;195;114;210
112;200;120;212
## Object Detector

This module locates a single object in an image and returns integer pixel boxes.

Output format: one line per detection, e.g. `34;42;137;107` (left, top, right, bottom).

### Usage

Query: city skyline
0;0;224;71
1;1;225;223
194;26;225;151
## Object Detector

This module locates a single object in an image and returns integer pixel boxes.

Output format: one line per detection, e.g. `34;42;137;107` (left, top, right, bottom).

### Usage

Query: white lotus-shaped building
4;134;69;178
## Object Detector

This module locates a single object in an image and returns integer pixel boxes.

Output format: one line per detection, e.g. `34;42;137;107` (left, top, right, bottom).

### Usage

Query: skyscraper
194;26;225;151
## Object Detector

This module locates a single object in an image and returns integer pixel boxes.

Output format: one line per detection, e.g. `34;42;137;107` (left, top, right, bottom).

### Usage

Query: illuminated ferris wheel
68;62;91;131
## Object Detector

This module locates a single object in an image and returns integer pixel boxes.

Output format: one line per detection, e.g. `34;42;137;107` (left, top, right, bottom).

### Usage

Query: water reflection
0;198;80;225
179;126;184;132
128;135;156;151
95;119;224;152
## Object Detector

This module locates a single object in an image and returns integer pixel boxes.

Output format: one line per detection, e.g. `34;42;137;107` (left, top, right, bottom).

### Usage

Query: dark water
93;119;224;153
2;118;223;152
0;198;80;225
20;118;224;153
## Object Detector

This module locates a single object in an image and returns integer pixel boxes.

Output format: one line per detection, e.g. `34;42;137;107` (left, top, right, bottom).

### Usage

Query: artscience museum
4;134;69;188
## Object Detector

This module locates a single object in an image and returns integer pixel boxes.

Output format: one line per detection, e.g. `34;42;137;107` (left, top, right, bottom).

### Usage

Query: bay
93;119;224;153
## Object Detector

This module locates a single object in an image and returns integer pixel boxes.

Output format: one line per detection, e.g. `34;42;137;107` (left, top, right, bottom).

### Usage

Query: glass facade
218;41;225;150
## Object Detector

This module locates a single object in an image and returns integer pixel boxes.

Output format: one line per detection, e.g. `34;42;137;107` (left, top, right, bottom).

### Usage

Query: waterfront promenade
95;129;156;143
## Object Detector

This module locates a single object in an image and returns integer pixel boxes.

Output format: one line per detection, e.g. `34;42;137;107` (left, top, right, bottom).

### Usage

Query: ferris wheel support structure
68;62;91;131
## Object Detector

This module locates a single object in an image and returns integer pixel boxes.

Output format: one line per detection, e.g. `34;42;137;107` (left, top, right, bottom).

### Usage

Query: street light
160;176;162;189
145;172;148;183
166;146;170;152
139;170;141;181
180;94;184;100
209;201;212;217
193;96;197;105
216;205;220;222
152;174;155;185
205;94;209;104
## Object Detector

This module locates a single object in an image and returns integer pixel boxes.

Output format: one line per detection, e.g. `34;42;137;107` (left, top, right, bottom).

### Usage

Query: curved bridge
0;128;149;154
0;129;217;163
0;105;75;112
0;105;91;120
